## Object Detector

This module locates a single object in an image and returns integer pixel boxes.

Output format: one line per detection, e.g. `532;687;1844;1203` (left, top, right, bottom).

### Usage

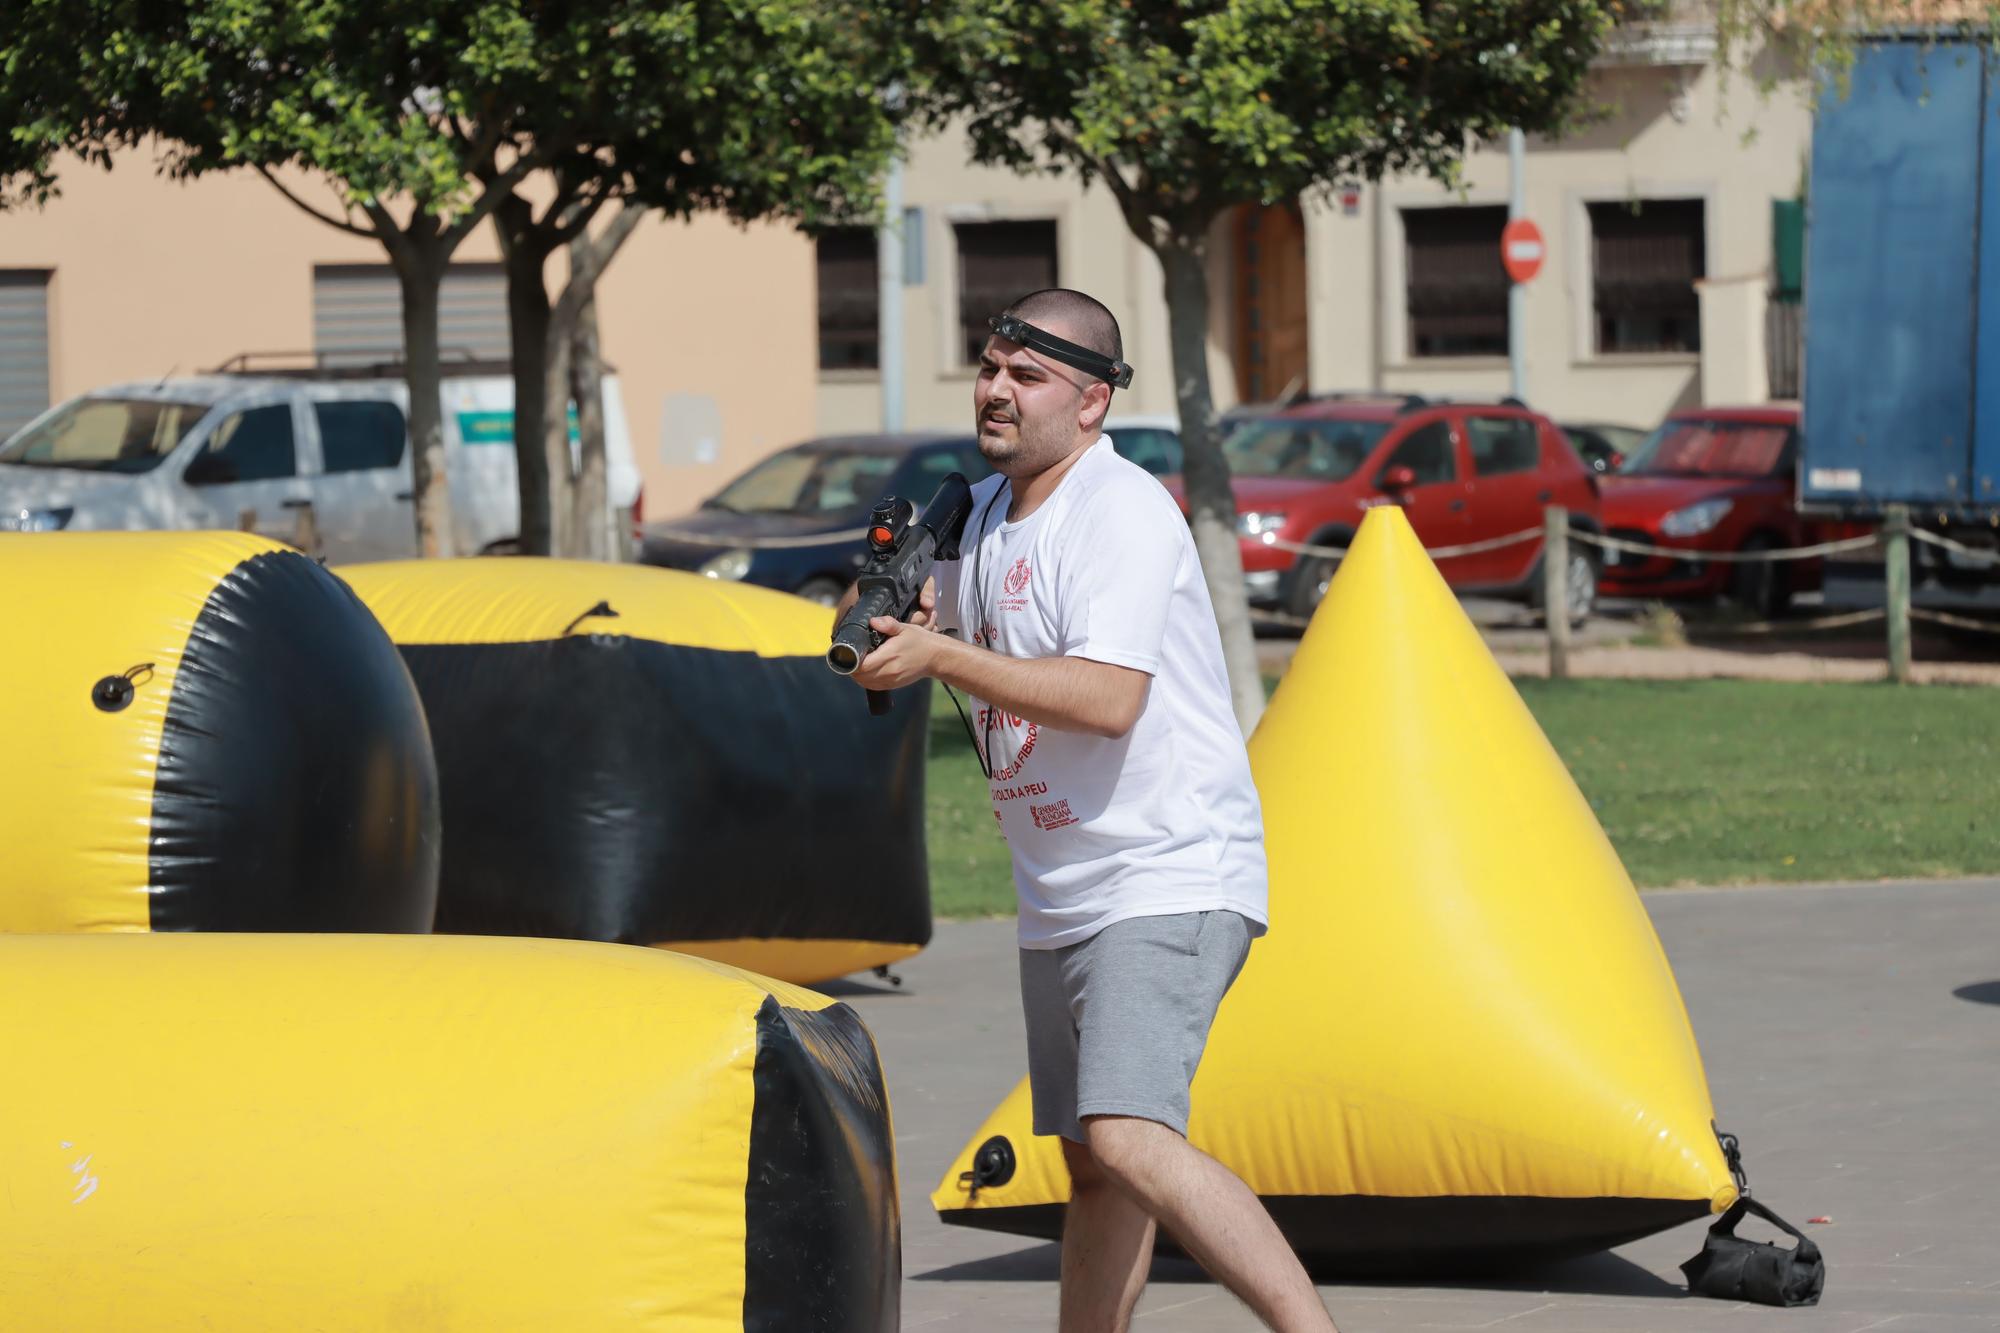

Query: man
842;288;1338;1332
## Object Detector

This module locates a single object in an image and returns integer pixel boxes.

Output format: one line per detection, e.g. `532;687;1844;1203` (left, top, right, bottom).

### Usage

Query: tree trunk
1157;238;1265;734
394;239;456;559
542;317;578;558
498;195;557;557
569;282;611;562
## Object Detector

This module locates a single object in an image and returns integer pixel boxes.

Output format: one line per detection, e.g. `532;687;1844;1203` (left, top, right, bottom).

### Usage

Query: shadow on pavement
1953;979;2000;1005
915;1242;1683;1300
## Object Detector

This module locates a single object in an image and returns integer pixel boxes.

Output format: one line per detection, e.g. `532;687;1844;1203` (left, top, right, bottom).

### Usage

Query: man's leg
1084;1114;1338;1333
1058;1135;1156;1333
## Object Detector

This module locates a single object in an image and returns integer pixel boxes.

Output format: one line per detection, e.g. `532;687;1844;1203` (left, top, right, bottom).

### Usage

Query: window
817;227;879;371
1378;421;1456;487
0;397;205;473
1589;199;1704;354
1404;206;1508;358
0;270;52;439
314;401;407;473
1112;428;1183;477
191;405;296;484
1622;419;1794;478
1223;418;1391;481
1466;416;1541;476
957;220;1058;365
313;263;507;367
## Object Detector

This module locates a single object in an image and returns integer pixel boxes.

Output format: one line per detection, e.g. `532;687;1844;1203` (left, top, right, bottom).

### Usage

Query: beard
976;398;1080;476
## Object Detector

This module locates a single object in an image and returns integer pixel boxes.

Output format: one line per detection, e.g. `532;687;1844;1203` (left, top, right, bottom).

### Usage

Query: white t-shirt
934;436;1270;949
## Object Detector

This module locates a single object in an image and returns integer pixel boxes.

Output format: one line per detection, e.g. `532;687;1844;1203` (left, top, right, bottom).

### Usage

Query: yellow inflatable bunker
0;933;899;1330
338;559;931;983
933;506;1737;1272
0;532;438;933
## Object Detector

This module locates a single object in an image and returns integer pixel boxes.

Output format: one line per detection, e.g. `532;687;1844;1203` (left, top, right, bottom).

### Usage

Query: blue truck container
1803;38;2000;604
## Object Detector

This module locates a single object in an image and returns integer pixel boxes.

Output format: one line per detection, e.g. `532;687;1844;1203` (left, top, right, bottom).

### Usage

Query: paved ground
833;878;2000;1331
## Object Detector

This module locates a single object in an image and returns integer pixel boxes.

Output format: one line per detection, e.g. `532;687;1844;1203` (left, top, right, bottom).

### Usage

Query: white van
0;360;642;563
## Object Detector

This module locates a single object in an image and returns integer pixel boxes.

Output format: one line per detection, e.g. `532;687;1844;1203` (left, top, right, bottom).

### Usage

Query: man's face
973;325;1107;476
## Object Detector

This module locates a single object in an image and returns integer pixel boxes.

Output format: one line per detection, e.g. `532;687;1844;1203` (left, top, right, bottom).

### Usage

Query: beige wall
815;126;1234;438
1312;58;1810;427
833;55;1809;445
0;152;820;521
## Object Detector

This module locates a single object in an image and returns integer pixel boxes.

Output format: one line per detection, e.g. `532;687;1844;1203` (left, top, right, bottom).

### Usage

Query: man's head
974;289;1124;477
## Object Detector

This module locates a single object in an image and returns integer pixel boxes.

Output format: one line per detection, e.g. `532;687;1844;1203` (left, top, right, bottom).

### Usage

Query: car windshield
705;445;902;515
1222;418;1390;481
0;397;209;473
1621;420;1793;478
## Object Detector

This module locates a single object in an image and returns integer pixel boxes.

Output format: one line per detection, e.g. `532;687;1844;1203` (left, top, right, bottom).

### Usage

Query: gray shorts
1019;910;1253;1143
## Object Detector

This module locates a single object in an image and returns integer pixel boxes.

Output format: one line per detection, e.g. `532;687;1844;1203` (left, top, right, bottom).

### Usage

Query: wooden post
1885;503;1911;684
1544;505;1570;681
290;501;321;560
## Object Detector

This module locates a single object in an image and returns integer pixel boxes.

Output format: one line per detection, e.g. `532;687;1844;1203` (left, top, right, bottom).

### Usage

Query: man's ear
1079;381;1112;430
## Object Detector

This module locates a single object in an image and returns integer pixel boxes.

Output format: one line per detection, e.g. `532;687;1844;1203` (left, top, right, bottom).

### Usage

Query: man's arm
849;620;1149;740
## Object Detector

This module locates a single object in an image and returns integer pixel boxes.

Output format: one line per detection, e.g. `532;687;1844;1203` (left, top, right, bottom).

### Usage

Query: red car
1162;395;1604;621
1596;404;1849;616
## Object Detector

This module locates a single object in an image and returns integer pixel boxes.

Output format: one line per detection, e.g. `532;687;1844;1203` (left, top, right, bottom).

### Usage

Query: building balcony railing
1595;0;1719;67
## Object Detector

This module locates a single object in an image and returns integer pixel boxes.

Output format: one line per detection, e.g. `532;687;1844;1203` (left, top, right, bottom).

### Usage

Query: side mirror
1379;464;1418;493
183;452;238;486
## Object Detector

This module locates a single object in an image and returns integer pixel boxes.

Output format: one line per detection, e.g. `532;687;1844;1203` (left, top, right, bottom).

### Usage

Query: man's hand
851;614;951;692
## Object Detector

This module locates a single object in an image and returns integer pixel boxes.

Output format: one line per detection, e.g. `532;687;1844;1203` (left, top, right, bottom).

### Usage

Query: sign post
1504;129;1538;402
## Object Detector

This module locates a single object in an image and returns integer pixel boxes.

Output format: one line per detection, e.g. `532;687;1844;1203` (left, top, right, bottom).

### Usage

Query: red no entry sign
1501;218;1545;284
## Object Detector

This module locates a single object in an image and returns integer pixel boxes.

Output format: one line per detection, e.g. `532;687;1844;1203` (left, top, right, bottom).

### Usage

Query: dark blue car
640;432;992;604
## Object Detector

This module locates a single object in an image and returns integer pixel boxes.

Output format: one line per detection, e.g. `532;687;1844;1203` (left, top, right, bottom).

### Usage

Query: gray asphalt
831;878;2000;1331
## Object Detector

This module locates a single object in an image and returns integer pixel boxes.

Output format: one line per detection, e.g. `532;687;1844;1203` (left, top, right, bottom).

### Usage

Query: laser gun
827;474;974;715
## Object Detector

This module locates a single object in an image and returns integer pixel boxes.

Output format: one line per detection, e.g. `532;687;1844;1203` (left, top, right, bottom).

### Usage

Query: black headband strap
987;314;1134;389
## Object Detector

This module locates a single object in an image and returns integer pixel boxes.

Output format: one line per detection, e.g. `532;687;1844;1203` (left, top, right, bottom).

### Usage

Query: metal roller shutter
313;263;510;367
0;271;52;440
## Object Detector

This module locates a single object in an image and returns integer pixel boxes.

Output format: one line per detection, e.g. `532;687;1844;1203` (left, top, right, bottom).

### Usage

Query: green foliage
929;678;2000;917
2;0;913;228
918;0;1617;237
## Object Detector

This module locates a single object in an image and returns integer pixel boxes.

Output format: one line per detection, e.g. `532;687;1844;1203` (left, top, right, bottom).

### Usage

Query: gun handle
866;688;892;717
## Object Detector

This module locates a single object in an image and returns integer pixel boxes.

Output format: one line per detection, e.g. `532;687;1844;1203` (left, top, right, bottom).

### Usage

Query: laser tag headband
988;313;1134;390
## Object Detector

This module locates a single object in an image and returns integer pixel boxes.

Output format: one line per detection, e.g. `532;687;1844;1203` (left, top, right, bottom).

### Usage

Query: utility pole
1508;128;1528;403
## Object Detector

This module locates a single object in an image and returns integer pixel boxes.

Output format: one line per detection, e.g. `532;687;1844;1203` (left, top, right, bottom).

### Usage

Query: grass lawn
924;678;2000;918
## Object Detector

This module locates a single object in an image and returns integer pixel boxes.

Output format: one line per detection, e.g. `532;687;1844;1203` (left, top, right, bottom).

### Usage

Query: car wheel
795;577;846;607
1564;547;1597;626
1287;554;1340;621
1729;535;1790;619
481;538;522;557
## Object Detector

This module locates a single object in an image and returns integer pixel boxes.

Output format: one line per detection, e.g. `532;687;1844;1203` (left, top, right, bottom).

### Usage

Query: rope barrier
1909;607;2000;634
1909;528;2000;566
1575;531;1883;563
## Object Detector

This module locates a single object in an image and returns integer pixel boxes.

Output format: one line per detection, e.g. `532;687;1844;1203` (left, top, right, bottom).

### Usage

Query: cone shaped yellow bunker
933;506;1734;1270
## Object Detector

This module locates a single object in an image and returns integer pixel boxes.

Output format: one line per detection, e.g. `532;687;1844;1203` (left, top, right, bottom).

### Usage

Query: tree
0;0;575;557
919;1;1618;731
481;2;917;558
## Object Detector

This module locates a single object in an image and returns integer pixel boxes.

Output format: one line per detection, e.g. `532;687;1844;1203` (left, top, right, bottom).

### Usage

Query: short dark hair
1003;288;1123;367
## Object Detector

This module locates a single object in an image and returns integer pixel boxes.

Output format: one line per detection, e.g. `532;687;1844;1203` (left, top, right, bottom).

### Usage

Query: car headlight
1236;511;1287;541
1658;498;1733;538
0;506;73;532
697;548;753;581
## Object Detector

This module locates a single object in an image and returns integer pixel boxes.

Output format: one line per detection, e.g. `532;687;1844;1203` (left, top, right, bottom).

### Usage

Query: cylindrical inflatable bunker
0;933;898;1330
0;532;438;933
337;558;931;983
934;506;1738;1273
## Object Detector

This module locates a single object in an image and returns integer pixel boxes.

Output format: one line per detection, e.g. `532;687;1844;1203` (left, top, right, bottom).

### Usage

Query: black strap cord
561;600;620;637
943;481;1009;780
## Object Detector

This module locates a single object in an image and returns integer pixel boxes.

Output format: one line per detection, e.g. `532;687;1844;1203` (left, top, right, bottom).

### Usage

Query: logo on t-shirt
999;556;1033;612
1030;798;1077;831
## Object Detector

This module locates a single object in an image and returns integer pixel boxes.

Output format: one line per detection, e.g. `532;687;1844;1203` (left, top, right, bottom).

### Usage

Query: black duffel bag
1680;1196;1826;1307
